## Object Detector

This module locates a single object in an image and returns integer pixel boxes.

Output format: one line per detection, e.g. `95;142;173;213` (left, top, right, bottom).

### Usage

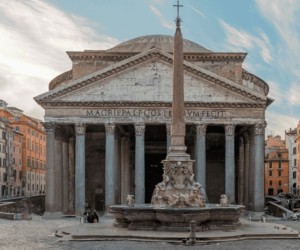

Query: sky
0;0;299;137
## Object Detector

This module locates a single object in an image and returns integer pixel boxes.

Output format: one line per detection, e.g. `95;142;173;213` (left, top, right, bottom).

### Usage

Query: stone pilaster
62;137;69;214
121;136;130;204
166;123;171;154
105;124;115;210
253;122;266;211
134;124;145;204
225;124;235;203
195;124;207;190
248;126;255;210
55;128;64;212
75;124;86;215
44;122;56;213
243;133;250;207
114;129;121;204
238;136;244;205
68;137;75;214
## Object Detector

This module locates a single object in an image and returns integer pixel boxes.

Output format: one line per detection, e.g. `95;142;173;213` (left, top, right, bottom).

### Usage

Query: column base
43;211;63;219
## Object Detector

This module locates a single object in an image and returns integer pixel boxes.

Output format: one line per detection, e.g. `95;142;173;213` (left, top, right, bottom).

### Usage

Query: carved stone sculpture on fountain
151;161;206;208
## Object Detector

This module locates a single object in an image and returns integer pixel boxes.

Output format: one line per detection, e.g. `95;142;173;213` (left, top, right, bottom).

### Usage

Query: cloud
265;111;299;137
267;80;286;106
255;0;300;77
187;5;206;18
220;20;272;63
0;0;118;120
149;5;174;30
287;82;300;106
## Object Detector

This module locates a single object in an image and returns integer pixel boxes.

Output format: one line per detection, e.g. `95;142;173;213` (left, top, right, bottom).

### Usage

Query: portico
35;35;272;215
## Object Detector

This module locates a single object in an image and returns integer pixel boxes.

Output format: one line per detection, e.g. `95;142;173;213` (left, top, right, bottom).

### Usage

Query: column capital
239;136;244;145
166;123;171;136
254;123;266;135
44;122;56;135
134;123;145;136
55;127;67;141
105;123;115;135
75;124;86;135
243;133;249;144
225;124;235;136
196;124;207;136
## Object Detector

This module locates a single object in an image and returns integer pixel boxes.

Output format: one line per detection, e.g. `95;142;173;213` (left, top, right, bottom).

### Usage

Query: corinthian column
134;124;145;204
105;124;115;210
225;124;235;203
243;133;250;207
75;124;86;215
44;122;56;214
196;124;207;190
238;136;244;205
253;123;266;211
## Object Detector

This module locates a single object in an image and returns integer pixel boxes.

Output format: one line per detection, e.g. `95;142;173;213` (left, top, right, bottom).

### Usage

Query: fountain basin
110;204;244;231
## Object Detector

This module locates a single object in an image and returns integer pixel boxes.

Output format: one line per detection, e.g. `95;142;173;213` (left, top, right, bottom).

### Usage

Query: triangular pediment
35;48;267;105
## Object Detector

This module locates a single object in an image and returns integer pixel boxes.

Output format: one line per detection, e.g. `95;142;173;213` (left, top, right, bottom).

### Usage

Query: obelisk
151;1;206;208
167;3;189;162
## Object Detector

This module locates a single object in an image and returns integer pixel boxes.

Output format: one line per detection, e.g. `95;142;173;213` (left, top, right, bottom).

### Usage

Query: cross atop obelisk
167;0;189;161
173;0;183;22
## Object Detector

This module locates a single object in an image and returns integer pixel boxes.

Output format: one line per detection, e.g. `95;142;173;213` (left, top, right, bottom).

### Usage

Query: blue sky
0;0;299;137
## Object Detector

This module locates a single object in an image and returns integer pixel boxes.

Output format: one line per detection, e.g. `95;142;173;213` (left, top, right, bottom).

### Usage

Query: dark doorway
268;188;274;195
145;153;164;203
206;126;225;203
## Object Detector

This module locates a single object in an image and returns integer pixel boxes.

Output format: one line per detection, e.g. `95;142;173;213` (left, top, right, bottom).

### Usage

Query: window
27;158;30;167
293;172;296;179
294;159;297;166
279;180;282;186
293;147;296;154
32;184;34;191
269;162;272;168
269;170;272;176
269;180;272;186
28;184;30;191
278;161;281;169
278;153;281;158
278;170;282;177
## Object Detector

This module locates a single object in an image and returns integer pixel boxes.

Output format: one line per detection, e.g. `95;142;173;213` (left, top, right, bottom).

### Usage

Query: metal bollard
188;220;196;245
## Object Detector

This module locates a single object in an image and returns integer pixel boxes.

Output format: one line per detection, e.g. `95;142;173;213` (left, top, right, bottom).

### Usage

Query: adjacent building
295;122;300;195
265;135;289;195
285;128;297;194
0;99;46;198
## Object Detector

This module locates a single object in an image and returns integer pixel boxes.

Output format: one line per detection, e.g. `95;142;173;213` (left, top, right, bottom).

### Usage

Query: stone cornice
242;70;269;95
67;50;247;62
39;101;266;109
35;48;267;105
49;70;72;90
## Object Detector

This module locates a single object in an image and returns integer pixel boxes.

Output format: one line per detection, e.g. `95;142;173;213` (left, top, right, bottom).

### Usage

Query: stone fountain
110;2;244;231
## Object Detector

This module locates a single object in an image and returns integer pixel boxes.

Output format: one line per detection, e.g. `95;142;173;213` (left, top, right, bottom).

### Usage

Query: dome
107;35;211;53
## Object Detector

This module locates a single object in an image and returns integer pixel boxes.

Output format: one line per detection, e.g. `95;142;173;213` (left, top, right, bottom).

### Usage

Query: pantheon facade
35;35;273;215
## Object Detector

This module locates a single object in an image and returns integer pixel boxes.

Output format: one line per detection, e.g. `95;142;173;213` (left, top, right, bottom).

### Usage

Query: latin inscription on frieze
86;109;226;119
